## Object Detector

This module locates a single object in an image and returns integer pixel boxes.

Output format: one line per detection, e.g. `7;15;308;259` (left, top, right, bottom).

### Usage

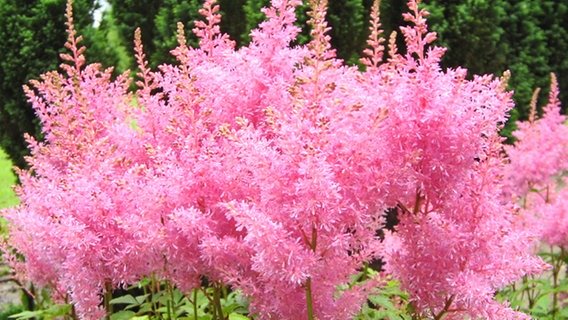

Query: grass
0;149;18;209
0;151;22;316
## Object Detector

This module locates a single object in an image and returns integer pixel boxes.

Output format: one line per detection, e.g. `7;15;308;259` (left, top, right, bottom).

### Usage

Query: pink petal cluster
375;4;545;319
2;0;546;319
504;74;568;248
535;185;568;248
504;74;568;196
383;138;545;320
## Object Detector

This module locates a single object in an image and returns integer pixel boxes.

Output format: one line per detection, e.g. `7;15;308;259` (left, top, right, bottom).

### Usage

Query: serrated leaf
110;294;139;306
368;294;395;310
9;311;43;320
43;304;72;317
138;304;153;314
229;314;251;320
110;310;136;320
134;294;150;304
172;289;184;304
151;291;166;303
137;277;151;288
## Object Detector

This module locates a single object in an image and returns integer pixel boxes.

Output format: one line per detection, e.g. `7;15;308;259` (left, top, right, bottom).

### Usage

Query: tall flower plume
1;0;546;319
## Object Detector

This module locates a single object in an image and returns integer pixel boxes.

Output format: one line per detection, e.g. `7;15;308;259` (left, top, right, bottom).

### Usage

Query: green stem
166;301;172;320
213;283;224;320
305;277;315;320
193;288;199;320
523;275;535;309
552;247;561;319
150;275;161;319
103;281;113;318
168;281;177;319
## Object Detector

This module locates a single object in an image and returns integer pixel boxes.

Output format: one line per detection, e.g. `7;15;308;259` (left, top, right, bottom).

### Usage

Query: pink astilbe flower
2;2;144;318
360;0;385;71
505;74;568;196
192;0;235;56
383;138;545;320
187;2;385;318
379;2;546;319
2;0;547;319
530;185;568;248
504;74;568;248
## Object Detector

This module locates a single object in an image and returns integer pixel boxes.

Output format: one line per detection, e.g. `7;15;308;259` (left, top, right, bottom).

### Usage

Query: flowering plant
2;0;547;319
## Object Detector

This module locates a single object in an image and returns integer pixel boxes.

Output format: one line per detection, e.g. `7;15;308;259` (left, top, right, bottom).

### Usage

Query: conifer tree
0;0;98;168
152;0;201;65
425;0;568;122
106;0;164;65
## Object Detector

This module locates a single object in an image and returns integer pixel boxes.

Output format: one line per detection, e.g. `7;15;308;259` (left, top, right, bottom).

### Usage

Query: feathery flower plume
2;0;547;319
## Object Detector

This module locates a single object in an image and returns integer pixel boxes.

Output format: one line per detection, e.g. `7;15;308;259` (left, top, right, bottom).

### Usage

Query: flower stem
167;281;177;319
305;277;315;320
213;282;224;320
193;288;199;320
433;295;454;320
103;280;113;318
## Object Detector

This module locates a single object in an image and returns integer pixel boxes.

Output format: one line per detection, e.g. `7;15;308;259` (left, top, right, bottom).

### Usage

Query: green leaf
138;277;152;287
110;294;139;306
151;290;166;303
43;304;72;317
110;310;136;320
9;311;44;320
368;294;395;310
172;289;184;305
135;293;150;304
229;314;251;320
530;294;551;313
9;304;72;320
138;303;153;314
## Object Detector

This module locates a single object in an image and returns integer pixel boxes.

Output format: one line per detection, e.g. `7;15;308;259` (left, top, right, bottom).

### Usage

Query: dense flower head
383;137;546;320
1;0;547;319
504;74;568;248
504;74;568;196
527;184;568;248
375;6;547;317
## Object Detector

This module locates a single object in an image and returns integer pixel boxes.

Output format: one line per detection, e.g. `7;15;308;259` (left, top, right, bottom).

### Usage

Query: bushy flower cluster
2;0;546;319
504;74;568;248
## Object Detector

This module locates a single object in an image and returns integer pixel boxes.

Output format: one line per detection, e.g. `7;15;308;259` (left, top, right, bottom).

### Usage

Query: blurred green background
0;149;17;209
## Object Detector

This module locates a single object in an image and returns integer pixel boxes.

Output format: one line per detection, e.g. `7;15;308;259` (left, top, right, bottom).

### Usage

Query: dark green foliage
503;0;551;118
242;0;269;44
152;0;201;65
543;1;568;108
0;304;24;320
504;0;568;118
424;0;568;123
218;0;248;45
424;0;510;76
109;0;250;67
326;0;367;64
107;0;164;64
83;11;132;73
0;0;98;168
